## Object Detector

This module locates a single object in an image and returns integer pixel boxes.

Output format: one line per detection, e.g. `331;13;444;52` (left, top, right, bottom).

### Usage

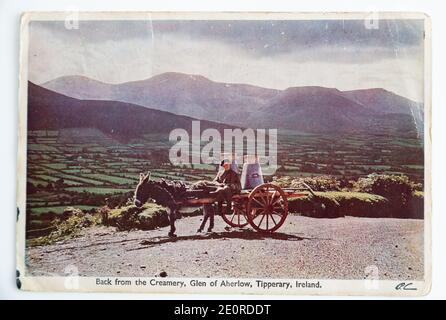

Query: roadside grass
288;191;423;219
26;201;204;247
104;202;171;231
27;207;102;247
26;189;425;247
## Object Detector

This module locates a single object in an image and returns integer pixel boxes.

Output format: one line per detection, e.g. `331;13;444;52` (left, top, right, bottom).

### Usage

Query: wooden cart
178;183;310;233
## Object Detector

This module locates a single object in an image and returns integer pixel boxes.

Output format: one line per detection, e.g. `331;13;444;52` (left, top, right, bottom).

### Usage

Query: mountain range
28;81;233;140
35;72;423;137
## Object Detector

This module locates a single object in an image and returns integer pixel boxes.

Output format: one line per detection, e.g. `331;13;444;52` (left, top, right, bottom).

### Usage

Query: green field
65;187;134;194
30;205;98;215
26;129;424;234
81;173;136;185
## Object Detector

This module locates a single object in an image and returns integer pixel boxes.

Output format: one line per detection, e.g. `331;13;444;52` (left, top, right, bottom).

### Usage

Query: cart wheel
221;200;249;228
246;183;288;233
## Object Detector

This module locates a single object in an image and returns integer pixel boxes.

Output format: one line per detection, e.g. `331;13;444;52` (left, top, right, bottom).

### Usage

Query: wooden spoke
269;189;277;205
246;183;289;233
269;212;278;225
273;202;284;209
258;211;266;227
252;208;265;219
221;200;249;228
259;190;269;206
271;196;282;207
252;198;265;208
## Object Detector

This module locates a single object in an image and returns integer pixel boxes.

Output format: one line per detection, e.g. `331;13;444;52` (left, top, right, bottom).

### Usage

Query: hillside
342;88;424;133
248;86;419;136
28;81;233;139
43;73;279;127
41;72;423;136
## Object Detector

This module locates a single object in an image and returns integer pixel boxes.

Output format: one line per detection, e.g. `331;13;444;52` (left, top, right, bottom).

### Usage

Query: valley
25;128;424;238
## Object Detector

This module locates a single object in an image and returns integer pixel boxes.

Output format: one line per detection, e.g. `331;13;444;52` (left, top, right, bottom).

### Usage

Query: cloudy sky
28;18;425;102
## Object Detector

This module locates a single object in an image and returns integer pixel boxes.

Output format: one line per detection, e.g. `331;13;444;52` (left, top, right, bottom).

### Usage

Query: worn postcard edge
15;11;432;296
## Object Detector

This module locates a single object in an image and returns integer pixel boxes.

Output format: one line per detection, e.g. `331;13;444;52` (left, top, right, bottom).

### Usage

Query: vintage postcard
16;12;431;296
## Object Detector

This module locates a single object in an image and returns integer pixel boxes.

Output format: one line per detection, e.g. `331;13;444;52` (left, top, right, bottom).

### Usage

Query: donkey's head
134;171;152;208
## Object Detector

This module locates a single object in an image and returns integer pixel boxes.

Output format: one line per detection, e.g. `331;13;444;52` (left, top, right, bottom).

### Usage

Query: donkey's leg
208;205;215;232
168;205;177;237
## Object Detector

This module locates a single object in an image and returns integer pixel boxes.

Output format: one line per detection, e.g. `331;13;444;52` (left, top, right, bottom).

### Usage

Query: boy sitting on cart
197;159;242;233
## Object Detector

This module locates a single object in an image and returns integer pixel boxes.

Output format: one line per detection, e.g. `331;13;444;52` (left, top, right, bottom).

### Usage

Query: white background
0;0;444;300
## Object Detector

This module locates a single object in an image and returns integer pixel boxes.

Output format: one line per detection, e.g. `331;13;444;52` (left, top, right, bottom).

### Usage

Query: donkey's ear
139;173;145;182
142;171;151;183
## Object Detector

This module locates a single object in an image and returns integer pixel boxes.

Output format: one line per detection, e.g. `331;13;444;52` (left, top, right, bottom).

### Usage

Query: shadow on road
130;229;312;250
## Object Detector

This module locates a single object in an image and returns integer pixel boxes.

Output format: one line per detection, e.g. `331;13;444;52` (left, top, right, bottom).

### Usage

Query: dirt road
26;215;424;280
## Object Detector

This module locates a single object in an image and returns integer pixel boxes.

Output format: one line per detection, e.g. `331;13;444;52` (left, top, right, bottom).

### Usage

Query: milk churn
241;155;264;190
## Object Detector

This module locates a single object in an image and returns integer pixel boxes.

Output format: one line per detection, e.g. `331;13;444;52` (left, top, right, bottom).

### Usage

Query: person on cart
197;159;242;233
213;159;242;198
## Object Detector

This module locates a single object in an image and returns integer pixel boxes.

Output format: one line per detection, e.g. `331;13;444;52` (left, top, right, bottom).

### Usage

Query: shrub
353;174;423;218
60;206;83;219
288;192;342;218
288;191;389;218
326;192;390;217
105;202;170;231
273;175;342;191
28;209;101;246
273;174;424;219
354;174;414;202
407;191;424;219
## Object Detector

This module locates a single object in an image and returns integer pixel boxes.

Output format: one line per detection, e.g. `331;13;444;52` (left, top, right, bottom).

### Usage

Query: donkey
134;172;179;237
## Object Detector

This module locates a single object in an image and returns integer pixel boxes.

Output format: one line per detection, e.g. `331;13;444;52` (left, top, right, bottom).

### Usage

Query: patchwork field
25;129;424;237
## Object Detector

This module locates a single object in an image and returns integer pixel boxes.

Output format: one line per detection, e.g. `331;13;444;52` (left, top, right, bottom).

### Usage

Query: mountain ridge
28;81;235;140
38;73;423;137
42;72;422;105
